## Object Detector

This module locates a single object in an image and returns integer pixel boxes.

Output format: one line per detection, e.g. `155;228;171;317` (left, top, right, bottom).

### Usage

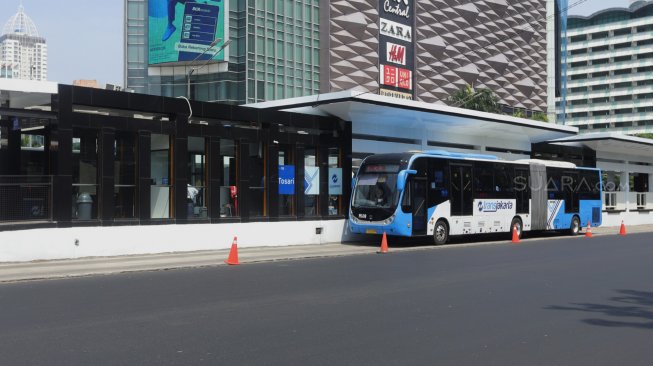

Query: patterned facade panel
325;0;380;92
415;0;548;111
324;0;549;112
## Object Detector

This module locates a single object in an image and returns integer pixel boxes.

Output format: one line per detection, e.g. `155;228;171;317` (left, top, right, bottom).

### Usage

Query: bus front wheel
434;220;449;245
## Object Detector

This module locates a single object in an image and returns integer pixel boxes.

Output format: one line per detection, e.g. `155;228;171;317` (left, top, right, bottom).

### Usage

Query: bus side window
547;168;564;200
474;162;493;198
494;163;514;197
429;159;449;206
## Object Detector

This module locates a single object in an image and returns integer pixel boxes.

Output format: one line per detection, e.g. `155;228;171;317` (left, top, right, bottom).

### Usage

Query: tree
512;110;526;118
532;112;549;122
448;84;501;114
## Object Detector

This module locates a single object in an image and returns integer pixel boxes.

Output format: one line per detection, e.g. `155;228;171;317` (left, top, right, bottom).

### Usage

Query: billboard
378;0;414;99
148;0;226;65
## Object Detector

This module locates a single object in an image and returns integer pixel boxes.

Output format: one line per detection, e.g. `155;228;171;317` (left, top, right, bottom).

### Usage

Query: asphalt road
1;233;653;365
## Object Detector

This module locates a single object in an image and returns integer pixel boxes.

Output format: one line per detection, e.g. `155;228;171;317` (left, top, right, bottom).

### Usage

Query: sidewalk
1;224;651;283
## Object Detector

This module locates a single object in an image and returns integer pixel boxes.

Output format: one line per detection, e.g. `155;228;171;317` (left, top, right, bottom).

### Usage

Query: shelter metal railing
0;176;53;223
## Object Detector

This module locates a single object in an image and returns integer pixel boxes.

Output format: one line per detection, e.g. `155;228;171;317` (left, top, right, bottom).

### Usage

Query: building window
570;61;587;68
614;68;632;76
614;108;633;115
247;141;266;218
72;130;98;221
278;144;295;216
613;28;631;36
188;136;207;219
637;39;653;46
304;147;319;216
220;139;239;217
328;147;343;216
570;99;588;106
570;86;588;93
571;73;588;81
151;134;173;219
114;132;137;219
591;31;609;39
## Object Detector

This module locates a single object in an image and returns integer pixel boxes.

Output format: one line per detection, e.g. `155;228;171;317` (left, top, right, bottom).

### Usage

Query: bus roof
514;159;576;169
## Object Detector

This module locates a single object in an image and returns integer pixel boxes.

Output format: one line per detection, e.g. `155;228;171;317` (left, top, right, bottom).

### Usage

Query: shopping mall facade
125;0;567;118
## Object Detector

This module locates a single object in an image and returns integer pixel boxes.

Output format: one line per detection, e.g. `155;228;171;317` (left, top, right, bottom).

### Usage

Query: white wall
0;220;357;263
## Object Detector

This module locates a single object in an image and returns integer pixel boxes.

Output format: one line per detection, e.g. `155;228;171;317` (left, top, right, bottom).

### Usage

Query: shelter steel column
208;136;221;223
622;166;630;213
173;114;189;222
138;130;151;222
99;127;115;223
52;85;73;226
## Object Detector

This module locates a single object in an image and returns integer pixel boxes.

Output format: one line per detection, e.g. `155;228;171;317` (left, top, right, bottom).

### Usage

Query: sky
0;0;637;87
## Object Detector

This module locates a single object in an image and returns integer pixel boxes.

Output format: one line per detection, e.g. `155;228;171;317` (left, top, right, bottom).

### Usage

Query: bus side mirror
397;169;417;191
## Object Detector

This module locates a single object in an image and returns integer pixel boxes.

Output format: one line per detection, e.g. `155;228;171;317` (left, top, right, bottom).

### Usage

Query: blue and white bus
349;150;602;244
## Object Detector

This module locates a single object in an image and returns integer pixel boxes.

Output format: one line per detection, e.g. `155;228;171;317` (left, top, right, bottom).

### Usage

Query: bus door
411;177;427;235
450;164;473;216
515;167;530;214
563;171;579;213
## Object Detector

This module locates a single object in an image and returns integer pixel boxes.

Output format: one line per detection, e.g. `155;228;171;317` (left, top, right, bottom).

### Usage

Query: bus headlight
382;214;396;225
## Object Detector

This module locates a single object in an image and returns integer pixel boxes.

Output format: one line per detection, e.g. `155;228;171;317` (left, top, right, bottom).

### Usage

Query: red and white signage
386;42;406;65
380;65;412;90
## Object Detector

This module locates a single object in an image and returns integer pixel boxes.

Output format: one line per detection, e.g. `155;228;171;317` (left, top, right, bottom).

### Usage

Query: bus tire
434;219;449;245
510;217;523;240
569;215;581;236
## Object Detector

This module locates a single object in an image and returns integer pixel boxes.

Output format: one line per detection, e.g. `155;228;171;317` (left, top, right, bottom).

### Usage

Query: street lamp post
186;38;232;99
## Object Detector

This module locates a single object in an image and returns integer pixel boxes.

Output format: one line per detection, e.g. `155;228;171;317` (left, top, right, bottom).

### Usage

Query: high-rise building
125;0;564;115
561;0;653;133
125;0;320;104
0;4;47;81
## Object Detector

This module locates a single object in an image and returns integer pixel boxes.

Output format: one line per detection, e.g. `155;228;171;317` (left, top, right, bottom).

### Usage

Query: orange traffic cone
225;236;240;265
619;220;627;236
377;232;389;254
511;225;520;244
585;221;593;238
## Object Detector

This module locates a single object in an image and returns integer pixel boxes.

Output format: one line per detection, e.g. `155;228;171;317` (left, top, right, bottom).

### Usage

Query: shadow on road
343;230;571;249
546;289;653;329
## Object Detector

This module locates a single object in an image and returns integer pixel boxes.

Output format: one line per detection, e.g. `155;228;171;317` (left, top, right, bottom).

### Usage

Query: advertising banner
304;166;320;195
148;0;226;65
328;168;343;195
278;165;295;195
378;0;414;99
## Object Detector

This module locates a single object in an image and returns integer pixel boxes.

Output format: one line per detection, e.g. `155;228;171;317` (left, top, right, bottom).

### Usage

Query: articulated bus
349;150;602;244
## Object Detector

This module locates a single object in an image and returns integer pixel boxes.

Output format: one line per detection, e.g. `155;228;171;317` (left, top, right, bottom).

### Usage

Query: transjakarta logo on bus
477;200;513;212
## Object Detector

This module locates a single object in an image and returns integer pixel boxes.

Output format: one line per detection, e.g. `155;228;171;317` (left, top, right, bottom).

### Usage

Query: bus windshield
352;173;399;209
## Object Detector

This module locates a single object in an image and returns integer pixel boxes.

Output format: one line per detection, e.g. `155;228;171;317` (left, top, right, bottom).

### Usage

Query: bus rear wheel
569;216;581;236
434;220;449;245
